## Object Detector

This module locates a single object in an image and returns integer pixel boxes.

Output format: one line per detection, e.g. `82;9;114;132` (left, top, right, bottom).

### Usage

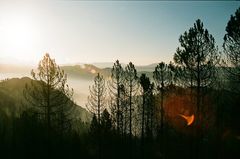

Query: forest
0;7;240;159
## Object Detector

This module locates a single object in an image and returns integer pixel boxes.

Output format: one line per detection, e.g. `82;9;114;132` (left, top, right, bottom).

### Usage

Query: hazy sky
0;0;239;65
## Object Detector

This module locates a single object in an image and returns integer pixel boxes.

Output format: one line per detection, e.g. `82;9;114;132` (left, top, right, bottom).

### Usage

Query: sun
0;13;41;64
5;19;33;47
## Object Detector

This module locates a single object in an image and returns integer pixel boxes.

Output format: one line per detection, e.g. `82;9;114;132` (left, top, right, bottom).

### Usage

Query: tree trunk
141;93;145;140
117;84;120;134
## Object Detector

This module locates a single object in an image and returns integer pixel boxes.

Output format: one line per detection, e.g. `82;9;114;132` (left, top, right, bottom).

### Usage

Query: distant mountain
0;63;157;80
61;63;156;80
91;62;158;72
91;62;115;69
135;63;158;72
0;77;91;122
61;64;111;79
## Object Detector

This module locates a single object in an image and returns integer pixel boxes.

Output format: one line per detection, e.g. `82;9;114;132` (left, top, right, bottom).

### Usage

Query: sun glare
0;13;40;63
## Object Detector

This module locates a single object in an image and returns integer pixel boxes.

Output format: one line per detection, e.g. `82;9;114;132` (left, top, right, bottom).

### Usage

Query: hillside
0;77;91;122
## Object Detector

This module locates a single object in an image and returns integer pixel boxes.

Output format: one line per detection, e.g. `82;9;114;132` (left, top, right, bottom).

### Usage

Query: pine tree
223;7;240;93
139;74;151;139
173;19;219;158
153;62;168;131
124;62;139;137
173;19;219;127
108;60;125;134
24;53;74;134
101;109;113;135
87;73;106;123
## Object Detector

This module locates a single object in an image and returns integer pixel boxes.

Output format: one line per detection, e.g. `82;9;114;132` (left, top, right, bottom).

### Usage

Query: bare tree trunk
129;85;132;137
160;90;164;131
117;85;120;133
141;93;145;141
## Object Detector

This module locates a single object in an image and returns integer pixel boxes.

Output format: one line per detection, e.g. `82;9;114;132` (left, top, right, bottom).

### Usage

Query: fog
67;77;93;108
0;73;92;108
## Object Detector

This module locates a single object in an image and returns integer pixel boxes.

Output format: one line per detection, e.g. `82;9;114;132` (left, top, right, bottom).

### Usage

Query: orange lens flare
179;114;194;126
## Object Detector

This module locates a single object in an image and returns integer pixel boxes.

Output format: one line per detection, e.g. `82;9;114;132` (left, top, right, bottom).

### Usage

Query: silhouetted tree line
0;7;240;159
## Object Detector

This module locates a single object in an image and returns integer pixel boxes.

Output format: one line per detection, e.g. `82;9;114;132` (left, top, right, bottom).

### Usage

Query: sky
0;0;239;66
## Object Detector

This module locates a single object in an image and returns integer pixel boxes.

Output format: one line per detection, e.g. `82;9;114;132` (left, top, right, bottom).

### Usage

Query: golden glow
179;114;194;126
3;17;34;47
0;12;41;64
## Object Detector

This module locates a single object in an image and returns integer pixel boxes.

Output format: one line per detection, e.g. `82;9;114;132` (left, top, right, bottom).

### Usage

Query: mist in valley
0;70;93;108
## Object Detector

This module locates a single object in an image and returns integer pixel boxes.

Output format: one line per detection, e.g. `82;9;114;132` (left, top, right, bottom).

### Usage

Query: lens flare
179;114;194;126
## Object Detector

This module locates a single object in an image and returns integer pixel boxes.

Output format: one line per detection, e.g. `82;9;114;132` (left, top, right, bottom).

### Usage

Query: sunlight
179;114;195;126
0;13;40;63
